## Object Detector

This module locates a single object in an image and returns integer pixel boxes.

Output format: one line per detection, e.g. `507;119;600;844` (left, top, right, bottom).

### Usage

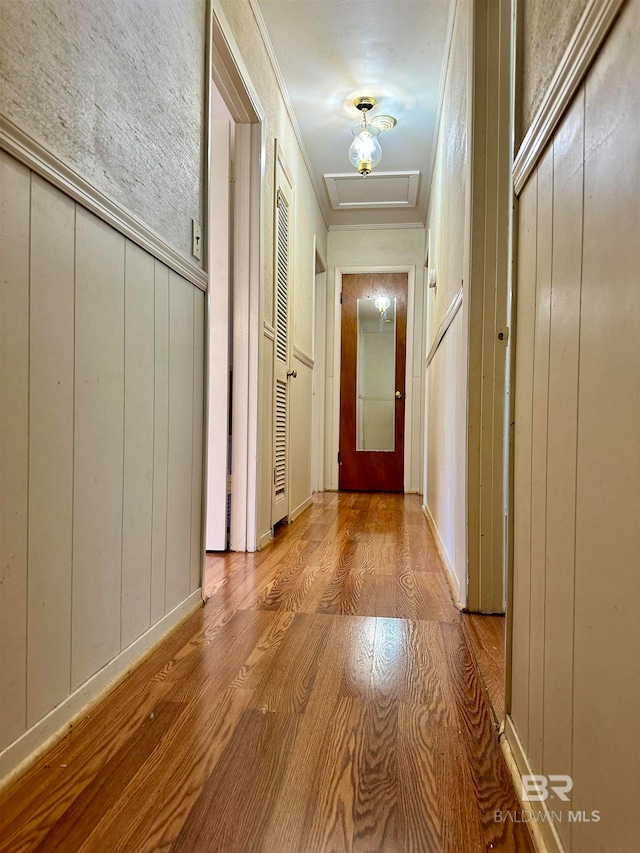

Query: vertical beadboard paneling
572;3;640;848
121;242;155;648
190;289;205;593
527;147;553;772
541;91;584;842
0;153;30;749
151;262;170;622
72;209;125;689
510;8;640;852
165;272;194;610
27;176;75;726
510;173;537;746
0;147;205;780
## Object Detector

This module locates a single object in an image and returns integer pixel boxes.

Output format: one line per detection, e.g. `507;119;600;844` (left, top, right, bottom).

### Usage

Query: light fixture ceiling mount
349;96;381;176
354;96;377;113
348;97;396;176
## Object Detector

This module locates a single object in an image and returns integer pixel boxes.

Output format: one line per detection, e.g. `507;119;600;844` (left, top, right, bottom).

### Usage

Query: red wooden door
339;273;407;492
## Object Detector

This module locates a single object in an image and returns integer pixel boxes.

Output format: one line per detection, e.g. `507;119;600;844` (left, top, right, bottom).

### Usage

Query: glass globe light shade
348;121;382;176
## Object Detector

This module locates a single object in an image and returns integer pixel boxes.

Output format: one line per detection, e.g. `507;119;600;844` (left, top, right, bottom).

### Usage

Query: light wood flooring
0;492;531;852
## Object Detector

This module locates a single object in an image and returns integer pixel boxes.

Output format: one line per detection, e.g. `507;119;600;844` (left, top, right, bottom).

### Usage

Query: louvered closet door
272;188;290;525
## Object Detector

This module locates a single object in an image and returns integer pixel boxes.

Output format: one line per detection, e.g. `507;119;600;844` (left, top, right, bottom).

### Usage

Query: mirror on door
356;296;397;452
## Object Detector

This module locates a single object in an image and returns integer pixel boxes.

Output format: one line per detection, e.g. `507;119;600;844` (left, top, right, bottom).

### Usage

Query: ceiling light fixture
349;97;383;176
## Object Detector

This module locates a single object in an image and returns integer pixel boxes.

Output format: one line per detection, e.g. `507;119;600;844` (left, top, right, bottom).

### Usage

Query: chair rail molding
0;115;208;292
513;0;627;196
426;284;464;368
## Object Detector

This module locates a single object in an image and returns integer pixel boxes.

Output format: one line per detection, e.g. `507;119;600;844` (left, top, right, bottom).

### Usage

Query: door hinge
273;467;277;485
340;292;343;305
230;160;236;183
338;451;342;465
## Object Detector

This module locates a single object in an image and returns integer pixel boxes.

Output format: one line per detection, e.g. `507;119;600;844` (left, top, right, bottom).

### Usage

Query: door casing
328;265;418;493
204;4;265;561
338;272;408;492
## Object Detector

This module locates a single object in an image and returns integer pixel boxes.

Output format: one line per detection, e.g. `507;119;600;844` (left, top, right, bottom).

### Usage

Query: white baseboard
258;528;274;550
422;503;464;609
500;716;566;853
289;495;313;523
0;589;203;790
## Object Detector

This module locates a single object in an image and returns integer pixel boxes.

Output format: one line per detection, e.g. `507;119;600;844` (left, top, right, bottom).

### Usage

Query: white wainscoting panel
0;149;205;781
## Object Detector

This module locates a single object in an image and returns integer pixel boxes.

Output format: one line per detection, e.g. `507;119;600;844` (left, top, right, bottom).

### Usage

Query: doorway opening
329;265;417;493
204;8;264;574
339;272;408;492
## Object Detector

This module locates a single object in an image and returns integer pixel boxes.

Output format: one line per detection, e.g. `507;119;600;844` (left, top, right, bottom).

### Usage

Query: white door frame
202;3;264;564
328;265;416;492
311;238;327;493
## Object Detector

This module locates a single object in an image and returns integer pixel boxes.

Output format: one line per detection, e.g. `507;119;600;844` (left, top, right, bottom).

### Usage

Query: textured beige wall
0;0;206;261
520;0;589;139
510;3;640;849
216;0;327;542
423;0;469;604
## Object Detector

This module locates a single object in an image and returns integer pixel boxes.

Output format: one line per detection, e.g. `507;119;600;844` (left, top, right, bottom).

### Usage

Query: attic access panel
324;171;420;210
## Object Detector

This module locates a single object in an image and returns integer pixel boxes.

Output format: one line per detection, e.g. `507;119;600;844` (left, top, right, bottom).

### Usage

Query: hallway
0;494;532;853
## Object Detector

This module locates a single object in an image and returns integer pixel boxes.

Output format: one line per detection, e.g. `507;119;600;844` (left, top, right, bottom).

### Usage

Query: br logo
521;775;573;802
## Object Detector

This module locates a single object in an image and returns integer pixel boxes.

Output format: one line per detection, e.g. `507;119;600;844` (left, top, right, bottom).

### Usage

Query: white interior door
206;117;231;549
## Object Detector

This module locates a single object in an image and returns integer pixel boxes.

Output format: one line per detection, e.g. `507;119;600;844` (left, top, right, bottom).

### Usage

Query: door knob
287;369;297;379
395;390;402;399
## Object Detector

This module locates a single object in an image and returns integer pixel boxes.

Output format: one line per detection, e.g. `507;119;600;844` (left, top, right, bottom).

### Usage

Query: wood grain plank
0;495;528;853
171;709;299;853
463;613;505;722
260;617;353;853
403;620;458;728
441;621;532;851
250;613;332;715
397;705;485;853
351;698;399;853
31;699;184;853
298;696;364;853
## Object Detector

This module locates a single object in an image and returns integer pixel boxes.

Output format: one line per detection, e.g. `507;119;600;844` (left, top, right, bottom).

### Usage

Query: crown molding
513;0;626;195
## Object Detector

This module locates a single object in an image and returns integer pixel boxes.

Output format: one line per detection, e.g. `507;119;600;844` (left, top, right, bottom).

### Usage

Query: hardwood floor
462;613;506;722
0;493;532;853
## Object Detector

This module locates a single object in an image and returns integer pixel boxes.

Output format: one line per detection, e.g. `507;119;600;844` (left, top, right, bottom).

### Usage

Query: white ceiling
255;0;454;229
